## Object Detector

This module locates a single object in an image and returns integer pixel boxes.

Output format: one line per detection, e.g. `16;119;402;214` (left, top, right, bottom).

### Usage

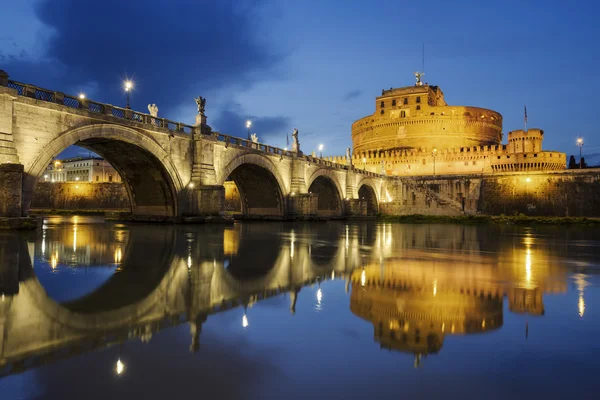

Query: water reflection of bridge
0;222;582;376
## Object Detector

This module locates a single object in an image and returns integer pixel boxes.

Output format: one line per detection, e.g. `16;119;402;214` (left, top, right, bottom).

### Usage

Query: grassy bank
377;214;600;225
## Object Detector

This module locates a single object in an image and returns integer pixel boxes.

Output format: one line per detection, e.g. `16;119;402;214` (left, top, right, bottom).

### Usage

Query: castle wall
379;169;600;217
30;182;130;210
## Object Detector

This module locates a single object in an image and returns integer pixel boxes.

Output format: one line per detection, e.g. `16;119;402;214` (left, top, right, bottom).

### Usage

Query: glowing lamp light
75;176;80;181
188;182;195;189
579;293;585;317
316;288;323;304
79;93;86;100
526;177;531;183
361;269;366;287
246;120;252;128
242;314;249;328
124;80;133;91
116;358;125;375
318;144;324;151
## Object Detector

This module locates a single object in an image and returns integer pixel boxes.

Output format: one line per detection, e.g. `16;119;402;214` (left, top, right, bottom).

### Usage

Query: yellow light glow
526;177;531;183
290;231;295;259
124;80;133;91
318;144;324;151
187;255;192;269
188;182;195;188
114;247;122;264
79;93;85;99
577;137;583;145
441;323;445;333
579;293;585;318
525;248;532;282
51;252;58;269
451;324;455;333
361;269;366;287
116;358;125;375
246;120;252;128
482;319;486;329
242;314;249;328
433;280;438;296
73;226;77;252
331;271;335;280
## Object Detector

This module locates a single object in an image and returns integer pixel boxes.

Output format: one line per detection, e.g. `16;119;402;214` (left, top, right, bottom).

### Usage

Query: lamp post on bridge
318;144;324;158
577;137;584;169
246;120;252;140
124;80;133;109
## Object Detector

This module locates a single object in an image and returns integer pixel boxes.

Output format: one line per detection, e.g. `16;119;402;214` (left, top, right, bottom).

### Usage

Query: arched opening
358;184;378;215
30;145;130;213
24;126;182;219
308;175;343;218
225;163;284;217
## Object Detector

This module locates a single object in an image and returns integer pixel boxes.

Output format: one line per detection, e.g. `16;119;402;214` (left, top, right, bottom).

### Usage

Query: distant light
79;93;85;100
284;147;288;151
242;314;249;328
44;175;48;179
75;176;80;181
579;293;585;317
526;177;531;183
362;158;366;163
290;192;295;196
124;80;133;91
361;269;366;286
116;358;125;375
318;144;324;151
188;182;195;189
246;120;252;128
577;137;584;145
316;288;323;304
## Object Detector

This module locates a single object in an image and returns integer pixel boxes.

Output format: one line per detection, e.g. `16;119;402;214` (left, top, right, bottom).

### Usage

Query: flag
524;105;528;124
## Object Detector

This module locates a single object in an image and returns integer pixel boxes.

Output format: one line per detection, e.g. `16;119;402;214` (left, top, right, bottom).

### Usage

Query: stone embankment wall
380;169;600;217
30;182;129;210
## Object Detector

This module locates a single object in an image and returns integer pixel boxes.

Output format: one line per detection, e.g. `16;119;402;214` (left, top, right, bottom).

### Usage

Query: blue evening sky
1;0;598;160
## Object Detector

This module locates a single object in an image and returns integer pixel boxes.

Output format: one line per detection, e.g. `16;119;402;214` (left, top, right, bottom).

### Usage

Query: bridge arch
218;154;287;217
24;124;184;218
307;169;344;217
357;178;379;215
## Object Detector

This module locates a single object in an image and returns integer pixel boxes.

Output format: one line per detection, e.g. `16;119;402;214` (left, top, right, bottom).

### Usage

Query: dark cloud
4;0;283;119
212;103;291;141
342;89;363;100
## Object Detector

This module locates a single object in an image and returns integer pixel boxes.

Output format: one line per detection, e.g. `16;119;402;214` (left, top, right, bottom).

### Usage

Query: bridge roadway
0;70;386;220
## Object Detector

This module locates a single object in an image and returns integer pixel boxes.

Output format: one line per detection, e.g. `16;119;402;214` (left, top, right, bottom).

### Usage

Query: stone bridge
0;222;378;377
0;70;384;220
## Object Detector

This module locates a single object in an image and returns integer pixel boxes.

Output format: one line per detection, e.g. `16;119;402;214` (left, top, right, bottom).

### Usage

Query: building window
416;105;420;110
392;99;396;106
416;97;421;103
403;98;408;105
380;109;384;115
400;111;406;118
96;176;99;182
109;174;113;182
380;101;385;108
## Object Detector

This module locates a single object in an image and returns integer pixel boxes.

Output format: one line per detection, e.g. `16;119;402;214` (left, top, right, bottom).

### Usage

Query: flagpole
524;105;527;131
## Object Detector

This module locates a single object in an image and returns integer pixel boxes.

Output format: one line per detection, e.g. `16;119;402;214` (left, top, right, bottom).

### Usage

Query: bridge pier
286;193;318;218
184;185;225;216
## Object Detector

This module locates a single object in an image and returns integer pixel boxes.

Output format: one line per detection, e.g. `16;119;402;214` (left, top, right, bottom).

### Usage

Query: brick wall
31;182;129;210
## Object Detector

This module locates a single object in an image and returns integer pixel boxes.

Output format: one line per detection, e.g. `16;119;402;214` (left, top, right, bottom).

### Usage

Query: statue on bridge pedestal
292;128;300;153
147;103;158;117
251;133;258;143
346;147;352;166
194;96;206;115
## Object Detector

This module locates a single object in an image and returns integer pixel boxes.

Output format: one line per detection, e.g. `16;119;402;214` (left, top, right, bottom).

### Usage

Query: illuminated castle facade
326;77;566;176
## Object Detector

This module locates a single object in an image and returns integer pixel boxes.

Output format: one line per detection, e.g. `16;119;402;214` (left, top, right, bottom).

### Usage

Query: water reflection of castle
349;224;570;365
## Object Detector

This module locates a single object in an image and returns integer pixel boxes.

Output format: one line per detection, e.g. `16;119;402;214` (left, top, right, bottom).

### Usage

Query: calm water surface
1;216;599;399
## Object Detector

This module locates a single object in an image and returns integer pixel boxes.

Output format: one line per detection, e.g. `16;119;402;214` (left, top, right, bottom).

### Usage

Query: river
0;216;599;399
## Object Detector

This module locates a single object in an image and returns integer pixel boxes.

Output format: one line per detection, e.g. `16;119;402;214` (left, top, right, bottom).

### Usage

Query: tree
580;157;587;169
568;155;577;169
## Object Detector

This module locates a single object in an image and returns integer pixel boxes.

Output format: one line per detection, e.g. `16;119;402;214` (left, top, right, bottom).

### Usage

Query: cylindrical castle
352;84;503;153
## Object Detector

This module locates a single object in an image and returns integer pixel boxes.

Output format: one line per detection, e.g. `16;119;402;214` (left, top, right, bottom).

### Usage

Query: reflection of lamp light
116;358;125;375
579;293;585;317
433;280;437;296
242;314;249;328
361;269;366;286
316;288;322;304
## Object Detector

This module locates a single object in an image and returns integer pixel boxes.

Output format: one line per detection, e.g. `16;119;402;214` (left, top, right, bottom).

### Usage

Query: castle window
416;105;420;110
400;111;406;118
524;154;527;158
497;156;501;159
380;101;385;108
534;154;538;157
404;98;408;105
422;159;426;165
392;99;396;106
381;109;384;114
507;156;510;159
96;175;99;182
416;96;421;103
464;112;471;117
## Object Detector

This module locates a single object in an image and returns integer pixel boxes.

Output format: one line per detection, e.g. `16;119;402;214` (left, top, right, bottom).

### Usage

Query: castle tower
507;129;544;154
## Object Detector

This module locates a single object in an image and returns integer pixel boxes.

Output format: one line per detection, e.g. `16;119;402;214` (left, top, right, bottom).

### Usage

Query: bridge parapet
2;78;198;136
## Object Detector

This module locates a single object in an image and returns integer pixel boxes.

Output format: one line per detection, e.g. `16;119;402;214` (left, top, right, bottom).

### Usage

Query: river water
0;216;599;399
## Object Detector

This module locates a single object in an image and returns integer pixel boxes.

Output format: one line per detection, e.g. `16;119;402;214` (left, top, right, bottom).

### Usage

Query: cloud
212;103;291;141
3;0;284;120
342;89;363;100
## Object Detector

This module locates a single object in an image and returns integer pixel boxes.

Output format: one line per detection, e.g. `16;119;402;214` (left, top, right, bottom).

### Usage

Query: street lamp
124;80;133;109
79;93;85;100
432;148;437;175
318;144;324;158
246;120;252;140
577;137;584;169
